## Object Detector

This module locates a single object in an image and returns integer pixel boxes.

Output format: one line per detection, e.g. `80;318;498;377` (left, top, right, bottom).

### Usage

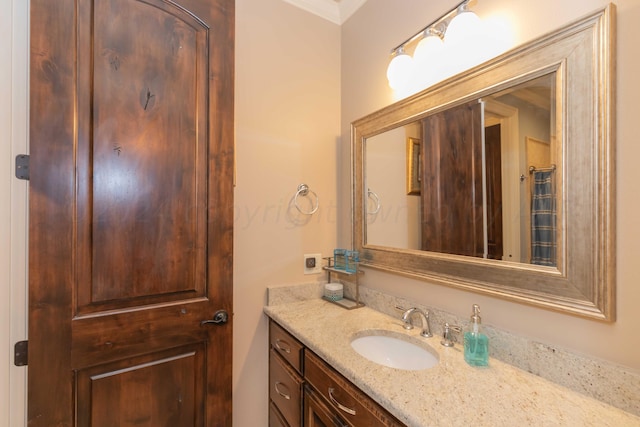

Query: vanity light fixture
386;46;413;90
386;0;481;91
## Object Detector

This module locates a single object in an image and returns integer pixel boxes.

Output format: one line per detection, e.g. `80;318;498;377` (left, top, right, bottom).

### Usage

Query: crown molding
282;0;367;25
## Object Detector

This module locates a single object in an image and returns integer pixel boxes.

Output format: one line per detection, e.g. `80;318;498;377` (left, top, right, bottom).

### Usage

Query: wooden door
485;124;504;260
28;0;234;426
421;101;484;257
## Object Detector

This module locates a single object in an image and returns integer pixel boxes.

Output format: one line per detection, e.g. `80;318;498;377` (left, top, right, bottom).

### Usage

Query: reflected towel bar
529;164;556;174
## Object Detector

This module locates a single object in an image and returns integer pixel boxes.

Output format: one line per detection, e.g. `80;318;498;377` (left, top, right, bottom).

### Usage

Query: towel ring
367;188;380;214
294;183;319;215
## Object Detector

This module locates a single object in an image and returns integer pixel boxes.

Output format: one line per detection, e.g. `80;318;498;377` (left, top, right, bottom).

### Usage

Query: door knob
201;309;229;326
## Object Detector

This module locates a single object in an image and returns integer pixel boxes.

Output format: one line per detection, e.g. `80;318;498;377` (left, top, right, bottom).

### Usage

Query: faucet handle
440;322;461;347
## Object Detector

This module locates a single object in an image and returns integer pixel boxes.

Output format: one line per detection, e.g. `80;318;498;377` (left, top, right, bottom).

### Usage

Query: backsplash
266;281;640;416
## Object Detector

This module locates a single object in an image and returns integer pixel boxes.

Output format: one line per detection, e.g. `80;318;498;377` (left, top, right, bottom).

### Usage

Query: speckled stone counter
264;299;640;427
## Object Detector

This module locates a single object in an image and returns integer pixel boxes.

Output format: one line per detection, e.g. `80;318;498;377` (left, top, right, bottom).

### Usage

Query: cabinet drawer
270;320;304;374
270;349;303;427
304;351;404;427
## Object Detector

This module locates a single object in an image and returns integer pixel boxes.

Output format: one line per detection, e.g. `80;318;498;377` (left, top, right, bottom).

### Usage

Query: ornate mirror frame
352;5;616;321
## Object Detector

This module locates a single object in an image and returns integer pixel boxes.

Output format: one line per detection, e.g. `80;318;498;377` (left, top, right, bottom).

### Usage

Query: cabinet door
270;401;291;427
304;351;404;427
304;385;347;427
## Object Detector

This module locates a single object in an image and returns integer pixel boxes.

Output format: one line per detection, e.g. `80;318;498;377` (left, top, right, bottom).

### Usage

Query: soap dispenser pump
464;304;489;366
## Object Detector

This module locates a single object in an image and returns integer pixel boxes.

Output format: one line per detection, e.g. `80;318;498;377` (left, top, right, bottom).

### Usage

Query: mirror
366;73;557;265
352;6;615;320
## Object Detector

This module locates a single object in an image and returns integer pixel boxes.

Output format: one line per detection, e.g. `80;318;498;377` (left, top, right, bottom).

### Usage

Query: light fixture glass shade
386;50;414;90
412;34;445;89
444;9;481;47
413;34;444;66
442;8;483;78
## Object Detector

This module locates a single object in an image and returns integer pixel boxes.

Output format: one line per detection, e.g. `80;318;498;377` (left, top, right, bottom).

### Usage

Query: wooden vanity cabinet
268;319;404;427
270;321;305;426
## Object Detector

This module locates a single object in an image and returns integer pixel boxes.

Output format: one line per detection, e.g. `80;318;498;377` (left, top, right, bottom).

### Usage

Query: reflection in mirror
366;74;559;266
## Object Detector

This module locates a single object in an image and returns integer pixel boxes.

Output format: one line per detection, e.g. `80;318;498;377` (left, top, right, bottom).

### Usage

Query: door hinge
14;340;28;366
15;154;30;180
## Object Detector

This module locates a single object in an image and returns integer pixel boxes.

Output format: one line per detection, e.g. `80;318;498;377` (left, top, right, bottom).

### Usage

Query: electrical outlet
303;253;322;275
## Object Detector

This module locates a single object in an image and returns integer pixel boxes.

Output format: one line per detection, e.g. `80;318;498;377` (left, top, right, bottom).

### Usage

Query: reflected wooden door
28;0;234;425
421;101;484;257
485;124;504;260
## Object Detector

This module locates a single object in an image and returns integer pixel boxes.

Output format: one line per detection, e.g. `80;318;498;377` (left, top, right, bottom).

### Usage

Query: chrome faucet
400;307;433;337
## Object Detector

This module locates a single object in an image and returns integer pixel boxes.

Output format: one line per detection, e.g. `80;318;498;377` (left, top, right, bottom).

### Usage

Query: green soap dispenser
464;304;489;366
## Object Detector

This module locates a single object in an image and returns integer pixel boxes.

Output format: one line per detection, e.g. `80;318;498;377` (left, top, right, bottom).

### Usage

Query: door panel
76;344;204;426
28;0;234;425
77;0;209;309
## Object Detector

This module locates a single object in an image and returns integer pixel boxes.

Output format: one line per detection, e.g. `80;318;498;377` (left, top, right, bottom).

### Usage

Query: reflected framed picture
406;137;421;195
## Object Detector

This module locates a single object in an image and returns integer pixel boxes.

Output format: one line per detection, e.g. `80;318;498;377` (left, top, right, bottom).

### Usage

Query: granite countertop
264;298;640;427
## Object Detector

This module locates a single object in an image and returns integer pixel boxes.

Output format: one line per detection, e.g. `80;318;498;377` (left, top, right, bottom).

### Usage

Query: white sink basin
350;332;439;371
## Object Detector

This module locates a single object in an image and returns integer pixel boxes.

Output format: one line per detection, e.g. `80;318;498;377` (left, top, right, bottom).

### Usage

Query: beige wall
366;126;422;250
234;0;340;425
340;0;640;375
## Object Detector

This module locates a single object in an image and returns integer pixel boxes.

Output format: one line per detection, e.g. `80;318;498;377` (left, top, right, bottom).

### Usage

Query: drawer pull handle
274;382;291;400
275;339;291;354
328;387;356;416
